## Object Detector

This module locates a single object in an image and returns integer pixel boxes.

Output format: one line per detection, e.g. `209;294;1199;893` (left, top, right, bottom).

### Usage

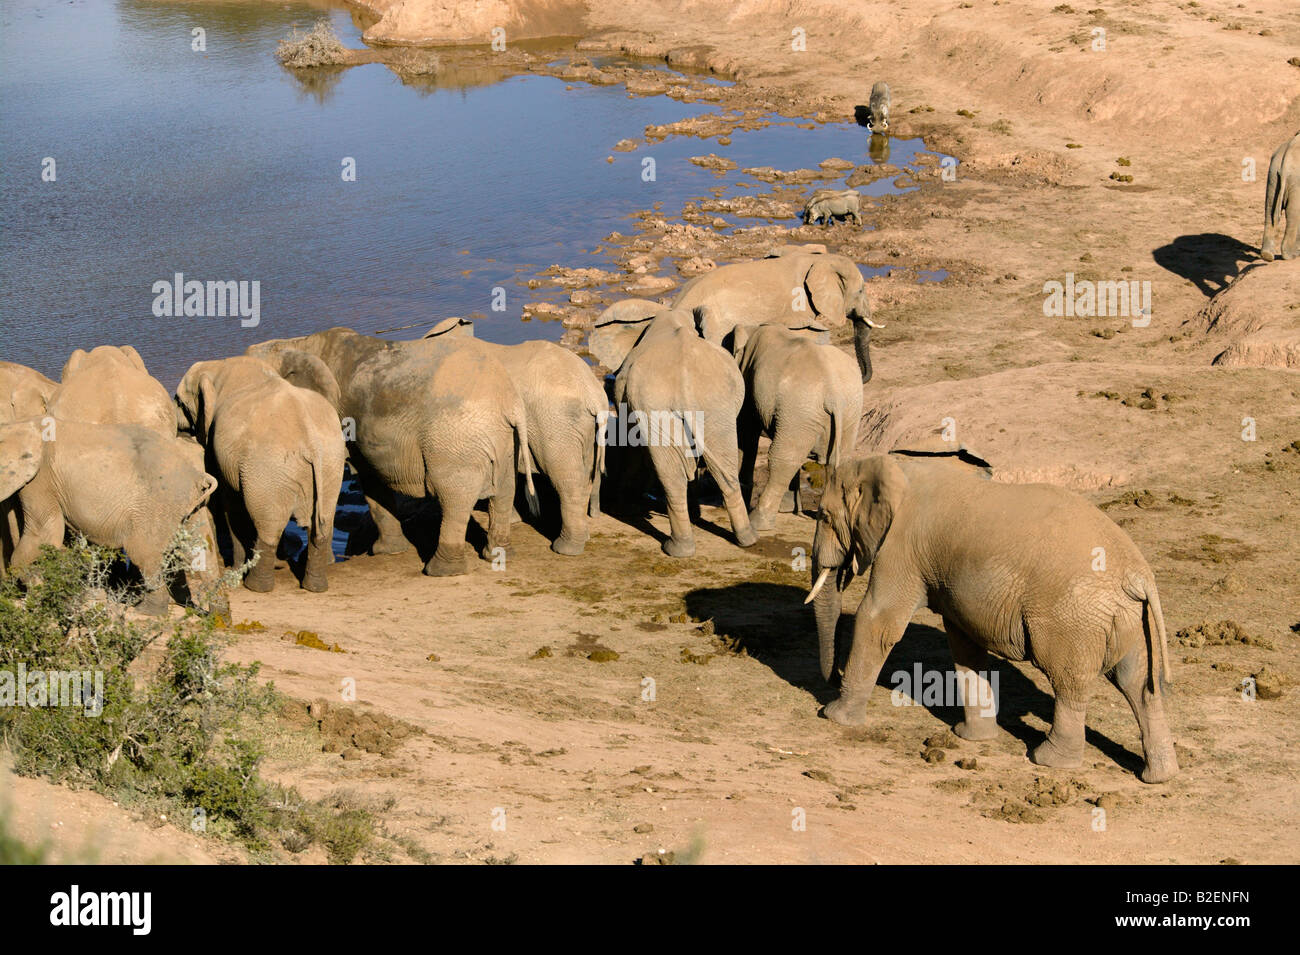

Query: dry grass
276;20;348;69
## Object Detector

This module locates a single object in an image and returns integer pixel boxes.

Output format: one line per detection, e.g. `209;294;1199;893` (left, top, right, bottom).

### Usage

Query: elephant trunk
852;318;873;384
812;555;844;682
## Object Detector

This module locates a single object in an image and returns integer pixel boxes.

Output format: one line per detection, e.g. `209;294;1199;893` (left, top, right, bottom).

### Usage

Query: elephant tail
309;451;330;542
824;395;845;470
512;413;540;519
590;408;608;519
1125;571;1171;691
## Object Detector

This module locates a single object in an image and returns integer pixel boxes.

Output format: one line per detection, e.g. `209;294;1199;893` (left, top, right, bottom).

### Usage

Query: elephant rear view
248;327;535;577
807;451;1178;784
177;356;346;593
1260;130;1300;261
47;345;176;438
607;309;757;557
424;318;608;556
731;323;862;530
0;418;221;615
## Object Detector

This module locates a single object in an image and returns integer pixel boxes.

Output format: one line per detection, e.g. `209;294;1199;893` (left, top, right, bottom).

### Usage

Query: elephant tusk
865;318;884;329
805;568;831;604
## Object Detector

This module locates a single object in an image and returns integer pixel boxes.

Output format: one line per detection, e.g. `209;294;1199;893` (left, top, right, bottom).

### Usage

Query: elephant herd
1;236;1191;782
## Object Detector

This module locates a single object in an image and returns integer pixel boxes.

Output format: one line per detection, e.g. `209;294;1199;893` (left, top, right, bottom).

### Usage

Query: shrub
276;20;348;69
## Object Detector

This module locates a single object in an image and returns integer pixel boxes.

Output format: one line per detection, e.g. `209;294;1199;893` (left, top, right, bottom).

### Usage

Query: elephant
805;450;1178;784
1260;130;1300;262
246;327;536;576
0;418;222;615
730;324;862;531
664;250;881;382
592;307;757;557
0;361;58;573
803;190;862;226
176;356;346;593
46;345;176;437
867;81;890;133
423;317;608;556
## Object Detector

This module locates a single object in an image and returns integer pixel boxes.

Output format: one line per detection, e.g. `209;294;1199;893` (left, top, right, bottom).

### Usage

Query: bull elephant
46;345;176;437
1260;130;1300;262
730;324;862;530
668;250;881;381
247;327;535;577
1;361;58;573
176;356;346;593
805;450;1179;784
591;308;757;557
0;418;222;615
423;318;608;556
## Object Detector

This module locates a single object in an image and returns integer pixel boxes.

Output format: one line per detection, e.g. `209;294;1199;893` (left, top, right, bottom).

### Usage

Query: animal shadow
1152;232;1259;297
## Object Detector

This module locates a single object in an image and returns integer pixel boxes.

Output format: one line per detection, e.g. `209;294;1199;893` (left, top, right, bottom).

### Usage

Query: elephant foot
749;508;775;532
205;593;231;620
136;589;170;617
733;525;759;548
550;535;587;557
953;718;999;742
822;693;872;726
371;536;412;556
301;573;328;594
1030;737;1083;770
424;552;469;577
243;573;275;594
1282;248;1298;260
1260;249;1275;262
1140;753;1180;785
662;536;695;559
480;541;512;562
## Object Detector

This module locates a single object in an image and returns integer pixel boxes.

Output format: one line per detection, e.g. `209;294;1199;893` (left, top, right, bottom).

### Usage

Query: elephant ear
588;299;664;372
424;317;475;340
61;348;88;380
729;323;758;359
8;384;49;419
269;349;342;412
695;303;736;345
119;345;149;373
0;420;44;501
805;262;851;325
838;454;908;565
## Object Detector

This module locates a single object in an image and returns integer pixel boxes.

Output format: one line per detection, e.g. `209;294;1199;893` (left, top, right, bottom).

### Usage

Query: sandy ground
11;0;1300;863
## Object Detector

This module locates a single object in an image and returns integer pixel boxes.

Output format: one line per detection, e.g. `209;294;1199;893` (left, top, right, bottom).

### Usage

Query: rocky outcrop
1193;261;1300;370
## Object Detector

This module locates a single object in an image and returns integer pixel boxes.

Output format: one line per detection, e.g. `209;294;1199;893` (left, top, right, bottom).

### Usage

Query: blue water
1;0;943;392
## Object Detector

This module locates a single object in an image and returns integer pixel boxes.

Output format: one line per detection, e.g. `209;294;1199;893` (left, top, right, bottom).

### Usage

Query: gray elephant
731;324;862;531
805;451;1178;784
591;308;757;557
1;361;58;573
423;317;608;556
665;250;881;382
46;345;176;437
803;189;862;226
867;81;890;133
247;327;535;576
1260;130;1300;261
0;418;222;615
176;356;346;593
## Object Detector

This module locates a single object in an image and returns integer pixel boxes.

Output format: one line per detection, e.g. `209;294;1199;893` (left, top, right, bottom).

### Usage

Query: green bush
0;541;376;862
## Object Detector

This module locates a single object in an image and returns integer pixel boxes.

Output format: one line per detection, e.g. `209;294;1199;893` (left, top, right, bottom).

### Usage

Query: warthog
802;189;863;226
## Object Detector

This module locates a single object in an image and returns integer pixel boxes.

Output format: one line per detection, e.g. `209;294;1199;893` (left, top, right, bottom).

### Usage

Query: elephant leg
551;471;591;556
648;443;694;557
696;424;758;549
302;526;332;593
944;622;999;741
425;484;473;576
751;421;806;532
242;495;290;593
737;409;761;511
483;461;515;562
1281;198;1298;259
220;485;252;571
1261;171;1281;260
364;490;410;555
126;548;171;617
10;501;63;571
243;535;279;593
823;599;914;726
1031;693;1089;770
1108;648;1179;783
